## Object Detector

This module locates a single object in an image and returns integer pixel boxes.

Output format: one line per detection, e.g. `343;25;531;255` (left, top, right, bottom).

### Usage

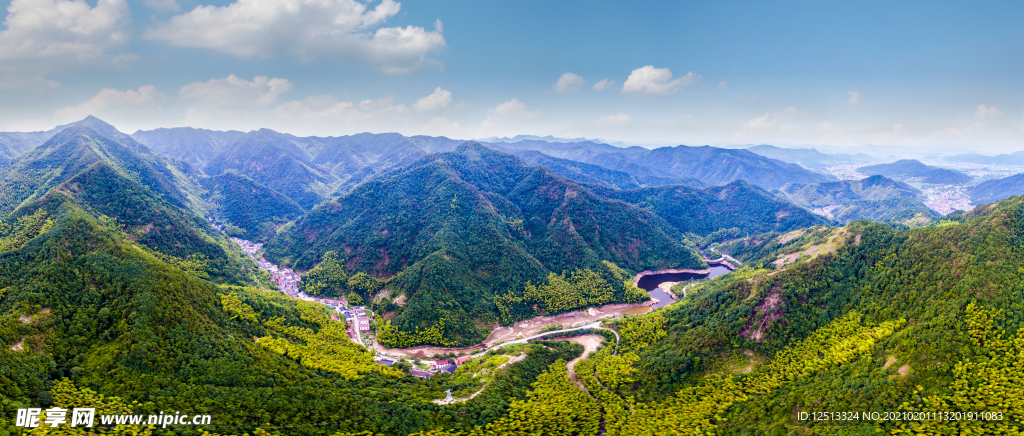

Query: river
636;265;733;309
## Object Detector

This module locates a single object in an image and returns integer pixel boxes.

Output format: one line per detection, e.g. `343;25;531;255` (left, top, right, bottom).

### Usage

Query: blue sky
0;0;1020;151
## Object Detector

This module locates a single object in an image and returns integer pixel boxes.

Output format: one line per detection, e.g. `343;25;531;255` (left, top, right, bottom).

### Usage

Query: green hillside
970;173;1024;205
204;130;335;210
265;143;703;345
0;124;189;216
779;175;940;225
600;180;828;243
201;171;304;242
592;196;1024;434
403;194;1024;436
0;197;594;435
0;125;260;285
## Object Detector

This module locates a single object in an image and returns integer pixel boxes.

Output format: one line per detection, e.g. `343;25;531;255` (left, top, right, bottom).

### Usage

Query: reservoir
636;265;733;309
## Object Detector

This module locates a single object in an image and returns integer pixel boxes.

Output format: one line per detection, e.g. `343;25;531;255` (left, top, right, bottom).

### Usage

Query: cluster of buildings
230;237;305;298
227;235;477;378
341;306;372;334
827;164;872;180
921;185;974;215
375;358;462;379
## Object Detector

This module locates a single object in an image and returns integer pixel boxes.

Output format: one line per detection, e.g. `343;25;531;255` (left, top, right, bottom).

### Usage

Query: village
920;185;974;215
228;236;460;379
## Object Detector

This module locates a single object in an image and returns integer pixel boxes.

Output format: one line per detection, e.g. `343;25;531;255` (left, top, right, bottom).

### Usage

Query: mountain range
969;173;1024;205
3;117;1024;435
778;175;941;225
858;159;973;185
945;151;1024;166
1;117;827;346
263;143;824;344
746;144;875;170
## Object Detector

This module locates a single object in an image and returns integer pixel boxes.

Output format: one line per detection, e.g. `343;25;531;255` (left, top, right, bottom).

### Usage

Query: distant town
920;185;973;215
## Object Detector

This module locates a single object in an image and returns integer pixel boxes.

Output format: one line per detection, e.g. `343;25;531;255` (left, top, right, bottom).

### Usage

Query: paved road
337;307;365;347
468;322;619;360
373;321;621;366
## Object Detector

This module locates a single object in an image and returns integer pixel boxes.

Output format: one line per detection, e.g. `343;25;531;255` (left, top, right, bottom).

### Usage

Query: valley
0;117;1021;435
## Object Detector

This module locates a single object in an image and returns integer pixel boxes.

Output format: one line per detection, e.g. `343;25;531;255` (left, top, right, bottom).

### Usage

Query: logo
15;407;95;428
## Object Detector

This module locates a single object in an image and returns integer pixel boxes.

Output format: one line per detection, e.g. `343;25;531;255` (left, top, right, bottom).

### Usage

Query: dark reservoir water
637;265;733;309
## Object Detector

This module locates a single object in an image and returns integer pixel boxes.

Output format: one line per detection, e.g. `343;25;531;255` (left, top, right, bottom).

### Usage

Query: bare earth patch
432;353;528;405
897;364;911;376
560;335;603;383
772;228;849;267
374;301;648;359
778;229;806;244
10;340;23;351
883;356;897;369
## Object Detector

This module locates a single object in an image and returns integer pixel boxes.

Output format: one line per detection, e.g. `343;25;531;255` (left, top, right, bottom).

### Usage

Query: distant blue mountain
945;151;1024;166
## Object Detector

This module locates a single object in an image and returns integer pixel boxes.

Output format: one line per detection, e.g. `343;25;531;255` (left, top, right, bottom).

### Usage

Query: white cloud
274;95;408;124
52;85;168;123
622;66;700;96
597;113;630;127
479;98;541;135
592;79;615;90
740;106;801;134
848;90;860;105
553;72;585;92
0;0;133;82
179;75;293;107
145;0;445;73
867;123;907;143
488;98;540;119
717;80;727;90
974;104;1004;119
413;87;452;112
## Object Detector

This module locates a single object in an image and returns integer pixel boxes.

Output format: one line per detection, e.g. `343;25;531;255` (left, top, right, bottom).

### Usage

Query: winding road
375;322;620;365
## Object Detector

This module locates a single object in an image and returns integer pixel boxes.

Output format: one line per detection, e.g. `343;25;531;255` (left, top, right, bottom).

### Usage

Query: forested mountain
0;123;187;215
597;180;827;241
131;127;246;166
204;129;335;210
200;171;304;242
970;172;1024;205
0;131;50;164
1;196;584;435
0;121;258;285
508;142;837;190
860;159;972;184
603;196;1024;434
746;144;873;169
264;143;703;345
778;175;941;224
945;150;1024;165
0;121;77;164
133;127;839;193
513;150;703;189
